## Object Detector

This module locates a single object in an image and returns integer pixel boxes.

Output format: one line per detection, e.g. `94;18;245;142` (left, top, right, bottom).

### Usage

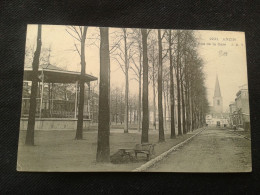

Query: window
217;100;220;105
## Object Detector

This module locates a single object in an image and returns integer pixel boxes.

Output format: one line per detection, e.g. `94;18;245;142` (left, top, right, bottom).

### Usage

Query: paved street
148;127;252;172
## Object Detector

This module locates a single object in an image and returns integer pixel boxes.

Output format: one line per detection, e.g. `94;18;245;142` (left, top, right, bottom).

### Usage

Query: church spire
214;75;222;97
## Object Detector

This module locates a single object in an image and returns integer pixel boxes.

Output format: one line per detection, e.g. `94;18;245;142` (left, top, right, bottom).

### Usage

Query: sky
24;25;248;112
196;30;248;111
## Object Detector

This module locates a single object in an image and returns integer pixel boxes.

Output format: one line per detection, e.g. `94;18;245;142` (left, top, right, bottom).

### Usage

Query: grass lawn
17;128;201;172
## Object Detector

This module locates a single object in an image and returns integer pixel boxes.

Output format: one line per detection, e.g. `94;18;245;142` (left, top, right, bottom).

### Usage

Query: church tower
213;75;223;113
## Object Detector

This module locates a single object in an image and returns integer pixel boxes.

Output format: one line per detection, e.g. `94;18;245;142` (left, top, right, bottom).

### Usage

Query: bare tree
168;29;176;138
24;42;52;68
180;64;186;134
147;31;158;130
151;49;157;130
141;28;149;143
158;29;165;142
176;30;182;136
130;29;143;132
163;73;169;131
96;27;110;162
112;28;134;133
25;24;42;145
66;26;88;140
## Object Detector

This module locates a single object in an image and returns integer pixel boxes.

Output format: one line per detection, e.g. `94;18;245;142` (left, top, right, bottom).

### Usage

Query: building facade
229;86;250;131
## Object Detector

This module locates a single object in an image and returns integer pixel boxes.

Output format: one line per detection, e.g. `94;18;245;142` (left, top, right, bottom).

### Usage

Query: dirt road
148;127;252;172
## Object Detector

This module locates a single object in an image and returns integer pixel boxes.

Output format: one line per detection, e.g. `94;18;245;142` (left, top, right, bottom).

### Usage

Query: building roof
23;64;98;83
214;75;222;97
236;88;248;97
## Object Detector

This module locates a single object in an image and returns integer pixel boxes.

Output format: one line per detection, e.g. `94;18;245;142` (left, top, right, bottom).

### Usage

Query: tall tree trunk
195;103;198;129
96;27;110;162
163;81;167;131
176;31;182;136
120;90;123;124
141;29;149;143
108;48;111;134
169;30;176;138
166;80;170;130
192;98;195;131
123;29;129;133
186;81;190;132
152;47;156;130
138;73;141;132
202;110;205;126
190;87;194;131
185;84;189;132
75;26;87;140
158;29;165;142
115;93;118;124
197;110;200;128
25;24;42;145
181;77;186;134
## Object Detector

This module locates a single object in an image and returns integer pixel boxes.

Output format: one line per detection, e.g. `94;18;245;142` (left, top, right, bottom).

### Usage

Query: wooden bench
118;148;132;156
119;143;155;161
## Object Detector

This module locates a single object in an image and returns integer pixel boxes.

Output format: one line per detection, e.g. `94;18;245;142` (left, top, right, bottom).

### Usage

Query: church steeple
213;75;223;113
214;75;222;97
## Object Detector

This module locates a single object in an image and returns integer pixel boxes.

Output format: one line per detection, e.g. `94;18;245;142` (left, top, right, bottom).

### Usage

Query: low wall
20;118;91;130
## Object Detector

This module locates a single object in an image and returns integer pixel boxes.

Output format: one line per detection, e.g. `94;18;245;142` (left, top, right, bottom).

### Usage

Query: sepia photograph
17;24;251;172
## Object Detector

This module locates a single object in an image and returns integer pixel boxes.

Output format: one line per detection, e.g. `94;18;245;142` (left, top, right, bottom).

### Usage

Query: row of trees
112;28;209;143
25;25;208;162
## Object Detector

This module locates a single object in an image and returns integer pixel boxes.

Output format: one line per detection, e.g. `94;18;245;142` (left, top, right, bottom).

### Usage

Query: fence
21;98;90;119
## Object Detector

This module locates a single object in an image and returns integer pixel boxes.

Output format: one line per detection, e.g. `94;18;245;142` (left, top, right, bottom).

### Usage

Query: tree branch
65;29;81;42
74;43;81;57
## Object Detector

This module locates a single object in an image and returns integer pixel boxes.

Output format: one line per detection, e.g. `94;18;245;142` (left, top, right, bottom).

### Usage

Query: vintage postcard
17;24;251;172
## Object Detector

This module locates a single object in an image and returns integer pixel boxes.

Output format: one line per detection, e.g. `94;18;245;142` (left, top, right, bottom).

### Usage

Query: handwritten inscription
219;50;228;56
